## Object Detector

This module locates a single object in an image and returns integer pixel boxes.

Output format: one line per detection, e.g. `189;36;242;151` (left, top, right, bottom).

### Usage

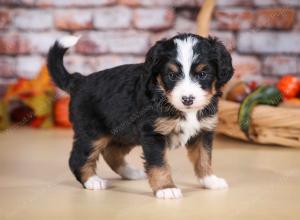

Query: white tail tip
58;35;80;48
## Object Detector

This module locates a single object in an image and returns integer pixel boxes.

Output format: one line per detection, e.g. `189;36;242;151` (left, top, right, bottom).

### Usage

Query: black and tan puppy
47;33;234;199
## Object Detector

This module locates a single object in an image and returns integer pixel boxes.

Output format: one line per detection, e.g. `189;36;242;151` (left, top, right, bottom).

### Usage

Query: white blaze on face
170;37;209;112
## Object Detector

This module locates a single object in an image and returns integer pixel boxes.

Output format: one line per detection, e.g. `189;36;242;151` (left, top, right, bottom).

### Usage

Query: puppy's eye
195;72;207;80
168;72;178;81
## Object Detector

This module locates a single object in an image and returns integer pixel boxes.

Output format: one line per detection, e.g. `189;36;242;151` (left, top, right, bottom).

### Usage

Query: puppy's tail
47;35;80;92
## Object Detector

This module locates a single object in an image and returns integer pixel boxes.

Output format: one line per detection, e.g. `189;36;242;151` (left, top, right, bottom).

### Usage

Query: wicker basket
217;100;300;148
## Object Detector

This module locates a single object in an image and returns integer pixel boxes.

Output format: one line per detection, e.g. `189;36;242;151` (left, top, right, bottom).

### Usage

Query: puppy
47;33;234;199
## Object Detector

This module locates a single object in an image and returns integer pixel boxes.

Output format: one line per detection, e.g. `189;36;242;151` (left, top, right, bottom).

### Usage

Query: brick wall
1;0;300;84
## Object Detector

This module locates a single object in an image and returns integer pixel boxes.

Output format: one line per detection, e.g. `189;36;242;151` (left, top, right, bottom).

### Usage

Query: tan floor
0;128;300;220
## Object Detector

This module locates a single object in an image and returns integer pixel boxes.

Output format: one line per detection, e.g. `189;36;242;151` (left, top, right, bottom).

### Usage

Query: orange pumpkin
54;97;72;128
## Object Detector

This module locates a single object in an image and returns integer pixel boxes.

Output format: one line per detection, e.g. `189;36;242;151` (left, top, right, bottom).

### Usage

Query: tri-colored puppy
47;33;234;199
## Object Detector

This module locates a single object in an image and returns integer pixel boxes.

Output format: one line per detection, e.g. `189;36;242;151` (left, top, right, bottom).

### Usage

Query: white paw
199;175;228;190
118;164;147;180
155;188;182;199
84;175;109;190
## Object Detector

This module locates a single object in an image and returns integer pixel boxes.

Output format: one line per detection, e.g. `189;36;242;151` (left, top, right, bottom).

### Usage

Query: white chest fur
168;112;217;149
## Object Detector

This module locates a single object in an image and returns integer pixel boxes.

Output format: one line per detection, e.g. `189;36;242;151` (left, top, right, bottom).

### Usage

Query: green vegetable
238;85;282;139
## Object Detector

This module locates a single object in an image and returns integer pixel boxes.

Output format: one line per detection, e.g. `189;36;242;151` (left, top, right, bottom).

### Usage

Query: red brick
118;0;172;6
215;8;254;30
0;32;65;55
237;32;300;54
174;16;196;33
294;10;300;31
94;6;132;29
217;0;253;6
0;33;29;55
0;0;51;6
65;55;143;74
76;36;104;55
1;0;107;7
231;53;262;79
133;8;175;30
118;0;203;7
253;0;276;6
76;31;150;55
254;0;300;6
0;57;16;78
0;10;11;29
105;31;149;54
98;55;143;70
280;0;300;5
14;10;52;30
64;55;101;75
34;0;53;7
118;0;139;6
256;8;296;30
50;0;116;7
54;10;93;31
263;55;297;76
25;32;64;54
171;0;203;7
16;56;44;79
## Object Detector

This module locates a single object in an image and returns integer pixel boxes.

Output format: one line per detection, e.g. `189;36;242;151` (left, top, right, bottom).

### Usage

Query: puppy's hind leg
69;135;111;190
102;144;146;180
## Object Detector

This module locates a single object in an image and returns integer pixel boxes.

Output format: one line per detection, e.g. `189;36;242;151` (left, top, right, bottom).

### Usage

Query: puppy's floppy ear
144;39;167;73
143;40;168;98
208;36;234;90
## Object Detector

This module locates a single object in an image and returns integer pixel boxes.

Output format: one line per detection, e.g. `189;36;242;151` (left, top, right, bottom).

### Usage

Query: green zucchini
238;85;282;139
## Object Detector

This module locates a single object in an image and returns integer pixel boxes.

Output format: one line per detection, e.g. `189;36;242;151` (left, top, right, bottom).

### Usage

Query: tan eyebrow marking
167;63;179;72
195;64;206;72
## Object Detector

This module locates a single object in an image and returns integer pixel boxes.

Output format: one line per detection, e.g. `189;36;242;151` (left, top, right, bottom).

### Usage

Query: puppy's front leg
141;130;182;199
187;131;228;190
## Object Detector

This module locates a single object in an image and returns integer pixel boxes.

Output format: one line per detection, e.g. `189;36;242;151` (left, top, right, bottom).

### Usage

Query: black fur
47;42;71;91
47;33;234;187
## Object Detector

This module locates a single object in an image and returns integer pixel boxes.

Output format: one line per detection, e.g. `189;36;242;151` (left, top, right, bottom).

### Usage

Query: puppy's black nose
181;95;195;106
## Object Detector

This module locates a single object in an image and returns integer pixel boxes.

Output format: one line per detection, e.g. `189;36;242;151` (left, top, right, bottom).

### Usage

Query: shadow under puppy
47;33;234;199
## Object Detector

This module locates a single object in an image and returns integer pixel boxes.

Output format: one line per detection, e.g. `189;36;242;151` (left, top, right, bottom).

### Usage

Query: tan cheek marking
80;136;110;183
147;166;175;192
154;117;180;135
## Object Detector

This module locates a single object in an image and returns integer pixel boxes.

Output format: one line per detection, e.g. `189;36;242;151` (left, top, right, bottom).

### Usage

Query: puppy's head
145;33;234;112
